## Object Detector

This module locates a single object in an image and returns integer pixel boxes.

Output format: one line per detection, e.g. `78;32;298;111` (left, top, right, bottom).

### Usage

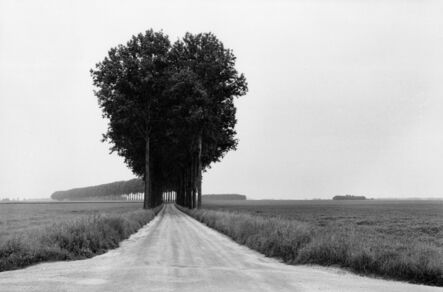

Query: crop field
0;202;143;241
202;199;443;249
190;199;443;285
0;201;157;272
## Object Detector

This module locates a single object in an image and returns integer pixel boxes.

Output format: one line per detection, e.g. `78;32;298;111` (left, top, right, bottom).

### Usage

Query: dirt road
0;204;439;291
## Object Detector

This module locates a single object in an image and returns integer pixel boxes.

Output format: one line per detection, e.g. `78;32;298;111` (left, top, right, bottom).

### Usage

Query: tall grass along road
184;202;443;286
196;200;443;286
0;205;438;291
0;204;161;272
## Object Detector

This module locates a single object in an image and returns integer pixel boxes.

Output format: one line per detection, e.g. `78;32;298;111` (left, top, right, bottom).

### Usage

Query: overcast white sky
1;0;442;199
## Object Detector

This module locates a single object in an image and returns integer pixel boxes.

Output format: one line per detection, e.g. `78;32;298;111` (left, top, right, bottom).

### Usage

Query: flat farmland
193;199;443;285
0;202;143;241
202;199;443;249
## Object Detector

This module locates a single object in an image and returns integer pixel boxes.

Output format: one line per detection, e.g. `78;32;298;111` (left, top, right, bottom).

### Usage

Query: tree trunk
193;157;197;209
143;136;151;209
191;158;196;209
178;175;182;205
197;134;202;208
187;166;192;208
185;170;189;207
180;173;185;206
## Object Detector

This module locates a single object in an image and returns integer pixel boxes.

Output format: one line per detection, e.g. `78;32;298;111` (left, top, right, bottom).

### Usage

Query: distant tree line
203;194;246;200
51;179;245;202
91;29;247;209
333;195;367;200
51;179;143;201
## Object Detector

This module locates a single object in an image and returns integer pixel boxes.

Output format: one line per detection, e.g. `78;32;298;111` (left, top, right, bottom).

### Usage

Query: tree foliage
51;179;144;201
91;29;247;208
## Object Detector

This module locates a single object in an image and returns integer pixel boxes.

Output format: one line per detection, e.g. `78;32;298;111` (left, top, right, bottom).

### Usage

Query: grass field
0;202;143;240
0;201;157;272
202;199;443;249
186;199;443;286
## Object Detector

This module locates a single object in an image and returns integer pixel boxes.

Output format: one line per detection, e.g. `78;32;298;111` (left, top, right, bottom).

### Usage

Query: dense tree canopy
91;29;247;209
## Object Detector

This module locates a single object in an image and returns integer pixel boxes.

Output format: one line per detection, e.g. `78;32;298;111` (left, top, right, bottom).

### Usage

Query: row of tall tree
91;30;247;209
51;179;143;201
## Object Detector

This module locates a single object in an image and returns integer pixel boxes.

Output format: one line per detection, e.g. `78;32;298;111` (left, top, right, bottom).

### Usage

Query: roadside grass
0;202;144;239
182;207;443;286
0;206;162;272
